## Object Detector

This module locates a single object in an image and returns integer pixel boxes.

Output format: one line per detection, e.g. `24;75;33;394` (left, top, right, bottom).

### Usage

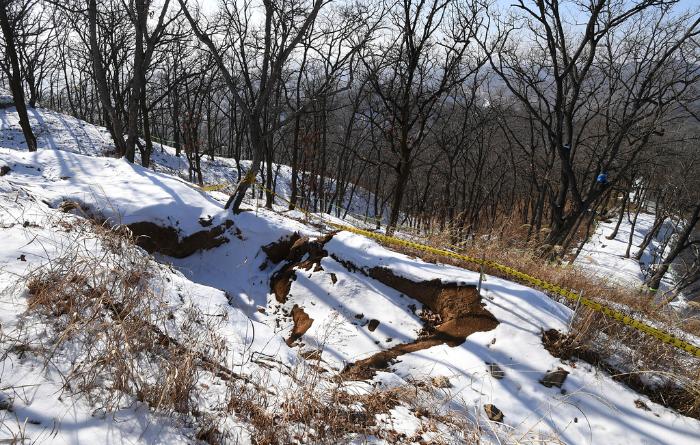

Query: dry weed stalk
388;220;700;420
18;218;230;422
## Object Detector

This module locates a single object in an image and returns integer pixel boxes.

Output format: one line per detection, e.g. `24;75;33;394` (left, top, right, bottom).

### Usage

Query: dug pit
342;267;498;379
128;220;238;258
268;233;333;303
264;234;499;379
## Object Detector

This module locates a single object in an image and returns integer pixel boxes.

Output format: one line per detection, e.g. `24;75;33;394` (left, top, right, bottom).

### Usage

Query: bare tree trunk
225;120;263;212
124;0;148;163
140;94;153;167
625;187;646;258
0;4;37;152
646;204;700;291
607;188;630;240
633;213;666;261
387;156;410;234
88;0;126;157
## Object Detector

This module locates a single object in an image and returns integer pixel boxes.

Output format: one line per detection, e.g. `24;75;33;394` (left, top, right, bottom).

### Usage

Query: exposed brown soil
343;338;448;380
268;234;333;303
542;329;700;420
343;267;498;379
127;220;235;258
368;267;498;345
287;304;314;346
264;234;498;380
261;232;302;265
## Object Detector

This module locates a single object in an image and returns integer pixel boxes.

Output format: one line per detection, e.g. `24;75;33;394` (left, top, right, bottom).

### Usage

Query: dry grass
19;220;222;417
0;210;612;444
385;219;700;420
1;216;507;444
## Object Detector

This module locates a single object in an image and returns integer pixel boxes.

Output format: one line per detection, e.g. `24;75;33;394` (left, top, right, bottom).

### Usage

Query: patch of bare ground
287;304;314;346
268;233;333;303
263;233;498;379
127;219;237;258
376;230;700;414
56;198;241;258
343;267;498;379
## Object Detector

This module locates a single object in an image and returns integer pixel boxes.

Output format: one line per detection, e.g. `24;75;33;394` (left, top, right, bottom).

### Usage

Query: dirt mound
287;305;314;346
343;267;498;379
128;220;236;258
261;232;302;265
369;268;497;344
268;233;334;303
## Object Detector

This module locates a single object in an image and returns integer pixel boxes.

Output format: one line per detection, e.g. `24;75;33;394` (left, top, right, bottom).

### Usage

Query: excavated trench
127;219;239;258
343;268;498;379
264;233;499;378
56;199;240;258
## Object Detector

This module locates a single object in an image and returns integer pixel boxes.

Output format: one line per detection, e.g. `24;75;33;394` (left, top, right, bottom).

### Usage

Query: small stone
484;404;504;422
329;273;338;284
540;367;569;388
354;313;364;319
367;319;380;331
432;376;452;388
0;396;13;411
634;399;651;411
0;165;10;176
487;362;505;379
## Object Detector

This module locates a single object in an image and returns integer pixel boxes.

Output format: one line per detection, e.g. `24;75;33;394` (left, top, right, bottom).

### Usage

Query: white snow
575;212;672;288
2;105;699;444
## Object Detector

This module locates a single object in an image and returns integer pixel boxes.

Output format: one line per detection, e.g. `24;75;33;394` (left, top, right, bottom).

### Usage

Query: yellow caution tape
198;178;700;358
325;223;700;358
200;183;229;192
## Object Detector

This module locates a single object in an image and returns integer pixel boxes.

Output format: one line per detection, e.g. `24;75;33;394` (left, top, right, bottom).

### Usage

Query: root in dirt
343;267;498;379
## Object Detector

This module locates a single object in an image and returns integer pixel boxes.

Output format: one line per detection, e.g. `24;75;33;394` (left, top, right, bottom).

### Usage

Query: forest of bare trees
1;0;699;292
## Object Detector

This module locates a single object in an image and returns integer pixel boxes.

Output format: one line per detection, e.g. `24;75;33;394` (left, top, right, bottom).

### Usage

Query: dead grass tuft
389;222;700;419
18;218;226;421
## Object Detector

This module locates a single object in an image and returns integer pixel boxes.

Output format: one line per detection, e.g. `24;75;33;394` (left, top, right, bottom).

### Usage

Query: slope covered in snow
1;106;699;444
574;211;699;312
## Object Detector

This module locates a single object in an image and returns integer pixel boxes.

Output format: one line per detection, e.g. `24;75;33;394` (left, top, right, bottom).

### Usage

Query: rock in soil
487;362;505;379
540;367;569;388
432;376;452;388
484;404;504;422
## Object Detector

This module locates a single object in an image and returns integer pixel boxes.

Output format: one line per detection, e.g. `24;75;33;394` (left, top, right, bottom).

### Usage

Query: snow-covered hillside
575;212;699;311
2;106;700;444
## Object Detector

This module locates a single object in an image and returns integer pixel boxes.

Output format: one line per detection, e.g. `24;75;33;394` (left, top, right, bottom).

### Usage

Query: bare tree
177;0;378;212
0;0;37;151
482;0;700;254
363;0;488;234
